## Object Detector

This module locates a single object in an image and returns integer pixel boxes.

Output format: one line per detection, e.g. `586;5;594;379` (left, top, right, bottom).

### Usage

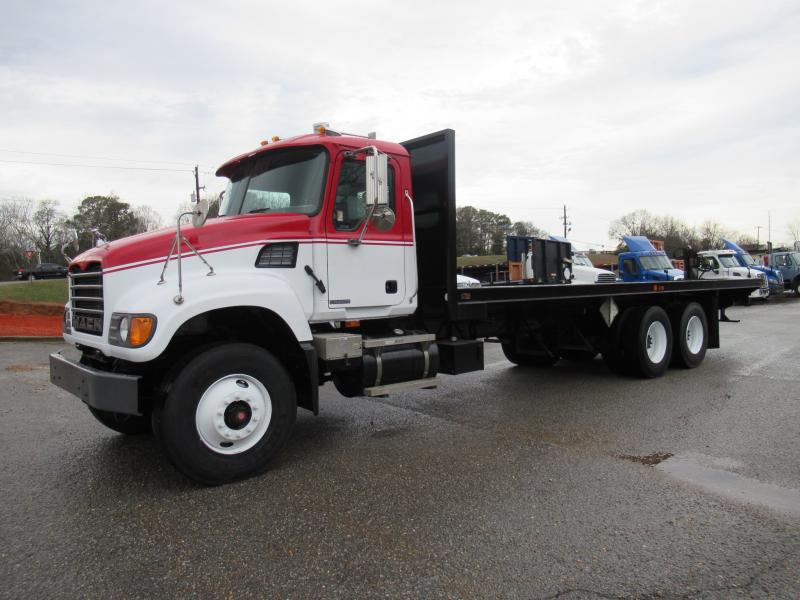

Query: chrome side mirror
366;152;388;206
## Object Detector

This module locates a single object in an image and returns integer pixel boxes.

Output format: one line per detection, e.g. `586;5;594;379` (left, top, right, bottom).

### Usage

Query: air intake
255;242;298;268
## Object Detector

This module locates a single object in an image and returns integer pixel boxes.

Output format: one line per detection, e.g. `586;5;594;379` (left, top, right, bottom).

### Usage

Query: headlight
109;313;156;348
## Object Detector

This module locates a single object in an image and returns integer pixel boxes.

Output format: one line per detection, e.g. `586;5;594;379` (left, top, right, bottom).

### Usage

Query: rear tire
501;342;559;367
152;343;297;485
669;302;708;369
793;278;800;296
623;305;673;379
88;407;151;434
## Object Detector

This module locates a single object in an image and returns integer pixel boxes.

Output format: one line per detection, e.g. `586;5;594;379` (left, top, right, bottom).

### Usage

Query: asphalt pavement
1;298;798;599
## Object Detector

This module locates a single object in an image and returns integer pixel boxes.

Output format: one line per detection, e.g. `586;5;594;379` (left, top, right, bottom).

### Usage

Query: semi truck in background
50;126;758;485
764;250;800;295
694;249;769;302
618;236;685;282
722;239;783;297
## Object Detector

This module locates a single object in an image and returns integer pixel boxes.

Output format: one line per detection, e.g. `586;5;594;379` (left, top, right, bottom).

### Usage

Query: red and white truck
50;127;758;484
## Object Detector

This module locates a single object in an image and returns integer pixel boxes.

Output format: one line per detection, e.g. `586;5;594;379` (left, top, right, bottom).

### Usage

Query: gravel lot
1;298;798;599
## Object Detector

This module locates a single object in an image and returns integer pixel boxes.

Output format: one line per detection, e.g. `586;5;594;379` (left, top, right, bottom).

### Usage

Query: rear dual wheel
669;302;707;369
622;306;673;378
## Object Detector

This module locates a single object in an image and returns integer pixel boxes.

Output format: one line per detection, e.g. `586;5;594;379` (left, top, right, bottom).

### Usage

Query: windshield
572;254;593;267
219;146;328;217
640;255;673;270
718;255;739;268
790;252;800;265
739;253;756;266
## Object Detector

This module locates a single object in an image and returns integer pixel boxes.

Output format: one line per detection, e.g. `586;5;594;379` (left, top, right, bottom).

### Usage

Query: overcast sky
1;0;798;248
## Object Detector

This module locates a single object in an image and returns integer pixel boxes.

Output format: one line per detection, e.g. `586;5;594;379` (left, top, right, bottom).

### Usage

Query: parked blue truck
721;239;783;296
766;250;800;295
619;236;684;282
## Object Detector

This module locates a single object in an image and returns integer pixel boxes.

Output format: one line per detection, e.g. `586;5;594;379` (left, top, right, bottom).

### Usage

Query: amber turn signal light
129;316;155;347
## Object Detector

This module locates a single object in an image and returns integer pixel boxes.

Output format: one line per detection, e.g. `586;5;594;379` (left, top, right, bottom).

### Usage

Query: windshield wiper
246;207;272;214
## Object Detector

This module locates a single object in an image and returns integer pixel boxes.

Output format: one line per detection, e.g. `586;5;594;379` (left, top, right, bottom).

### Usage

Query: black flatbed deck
456;278;759;306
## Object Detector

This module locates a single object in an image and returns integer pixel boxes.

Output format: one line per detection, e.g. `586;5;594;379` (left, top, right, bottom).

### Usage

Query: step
363;377;438;397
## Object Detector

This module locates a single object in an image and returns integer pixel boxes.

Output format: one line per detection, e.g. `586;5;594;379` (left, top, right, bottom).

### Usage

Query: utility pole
755;225;763;248
767;211;772;253
561;205;571;238
194;165;205;204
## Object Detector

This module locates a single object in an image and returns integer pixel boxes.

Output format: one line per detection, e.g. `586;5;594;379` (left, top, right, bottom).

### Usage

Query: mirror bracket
157;208;215;303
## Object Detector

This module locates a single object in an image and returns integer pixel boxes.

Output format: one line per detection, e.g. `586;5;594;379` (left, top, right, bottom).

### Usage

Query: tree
69;195;142;250
132;205;163;233
697;220;728;250
32;200;68;262
456;205;546;256
788;220;800;243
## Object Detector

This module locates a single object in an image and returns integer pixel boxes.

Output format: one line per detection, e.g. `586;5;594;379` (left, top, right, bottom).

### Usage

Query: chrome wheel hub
195;374;272;455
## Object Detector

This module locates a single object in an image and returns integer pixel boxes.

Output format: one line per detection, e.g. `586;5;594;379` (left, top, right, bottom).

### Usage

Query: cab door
325;152;407;312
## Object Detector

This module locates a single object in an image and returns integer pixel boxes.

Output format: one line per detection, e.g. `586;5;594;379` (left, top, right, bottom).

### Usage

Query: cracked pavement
1;298;798;599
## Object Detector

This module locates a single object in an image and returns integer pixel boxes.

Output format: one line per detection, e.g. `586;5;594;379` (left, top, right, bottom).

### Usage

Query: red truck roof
215;133;409;178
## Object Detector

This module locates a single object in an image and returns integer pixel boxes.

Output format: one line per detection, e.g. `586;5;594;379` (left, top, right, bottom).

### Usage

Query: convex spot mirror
370;205;395;232
192;199;209;228
366;152;389;206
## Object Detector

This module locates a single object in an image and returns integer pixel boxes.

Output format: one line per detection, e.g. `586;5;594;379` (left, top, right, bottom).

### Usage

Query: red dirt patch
6;364;47;372
0;300;64;316
0;315;62;336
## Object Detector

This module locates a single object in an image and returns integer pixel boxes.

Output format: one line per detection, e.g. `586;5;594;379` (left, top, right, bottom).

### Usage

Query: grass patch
0;279;68;304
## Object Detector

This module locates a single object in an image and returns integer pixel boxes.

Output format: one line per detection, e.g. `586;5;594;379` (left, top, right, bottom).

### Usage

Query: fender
65;258;314;363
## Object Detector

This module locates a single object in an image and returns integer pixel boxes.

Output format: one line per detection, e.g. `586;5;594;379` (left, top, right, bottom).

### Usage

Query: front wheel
88;407;151;434
152;343;297;485
793;278;800;296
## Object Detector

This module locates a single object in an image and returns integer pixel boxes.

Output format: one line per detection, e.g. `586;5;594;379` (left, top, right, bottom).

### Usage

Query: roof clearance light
313;122;329;135
260;140;269;146
271;135;280;142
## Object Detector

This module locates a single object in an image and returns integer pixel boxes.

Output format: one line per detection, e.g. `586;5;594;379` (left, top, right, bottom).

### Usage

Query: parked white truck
50;127;759;484
695;249;769;301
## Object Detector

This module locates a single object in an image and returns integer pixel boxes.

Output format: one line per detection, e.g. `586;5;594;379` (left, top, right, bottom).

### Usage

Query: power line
0;158;194;173
0;148;215;169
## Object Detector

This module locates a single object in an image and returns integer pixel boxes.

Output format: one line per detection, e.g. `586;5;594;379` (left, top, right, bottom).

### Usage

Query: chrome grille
596;273;617;283
69;262;104;335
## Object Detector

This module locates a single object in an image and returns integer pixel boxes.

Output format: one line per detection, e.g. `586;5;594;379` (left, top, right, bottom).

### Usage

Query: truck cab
695;249;769;301
767;251;800;295
618;236;684;282
721;239;783;296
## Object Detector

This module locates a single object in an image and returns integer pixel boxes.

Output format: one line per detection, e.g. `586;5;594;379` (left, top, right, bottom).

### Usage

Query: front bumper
49;351;141;415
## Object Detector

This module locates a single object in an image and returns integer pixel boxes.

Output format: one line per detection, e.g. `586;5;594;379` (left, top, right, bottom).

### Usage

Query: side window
622;259;637;274
709;257;719;269
333;158;395;231
774;255;786;267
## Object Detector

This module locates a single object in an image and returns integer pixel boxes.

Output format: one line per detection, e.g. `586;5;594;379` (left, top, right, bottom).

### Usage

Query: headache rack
69;263;104;335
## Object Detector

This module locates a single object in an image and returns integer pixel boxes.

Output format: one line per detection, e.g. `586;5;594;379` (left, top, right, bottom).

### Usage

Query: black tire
669;302;708;369
623;305;673;378
88;406;151;434
152;343;297;485
501;342;559;367
560;349;598;362
601;306;636;375
793;278;800;296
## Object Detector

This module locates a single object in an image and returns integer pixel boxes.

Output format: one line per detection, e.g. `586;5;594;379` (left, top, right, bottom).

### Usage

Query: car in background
456;274;481;288
14;263;68;280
